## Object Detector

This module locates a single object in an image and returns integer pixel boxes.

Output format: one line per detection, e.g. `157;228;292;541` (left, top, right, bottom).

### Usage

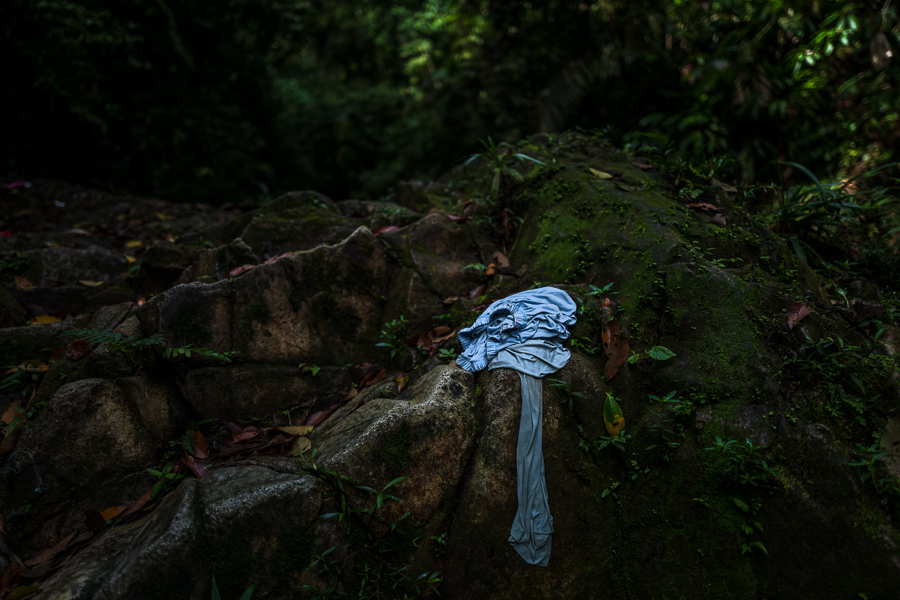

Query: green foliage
0;253;28;280
437;348;457;361
147;462;184;500
61;328;238;363
303;453;442;599
211;576;255;600
849;444;900;508
627;345;677;364
705;437;780;491
548;378;585;415
597;431;630;453
376;316;408;360
464;137;544;199
646;391;693;462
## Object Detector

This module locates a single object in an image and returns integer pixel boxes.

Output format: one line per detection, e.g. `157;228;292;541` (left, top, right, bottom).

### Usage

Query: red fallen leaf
0;231;11;237
0;563;24;598
0;181;31;189
394;373;409;393
305;406;339;427
685;203;722;212
431;327;457;344
183;454;209;478
48;347;65;360
228;264;256;278
360;369;387;388
601;298;630;380
374;225;400;236
224;422;244;437
191;431;209;459
632;162;654;170
12;276;35;291
230;430;260;444
787;302;810;330
448;201;476;224
263;251;293;264
65;340;90;361
24;531;77;567
465;284;485;299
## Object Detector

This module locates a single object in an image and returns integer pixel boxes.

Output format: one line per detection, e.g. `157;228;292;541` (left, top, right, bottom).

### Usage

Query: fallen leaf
394;373;409;393
685;202;722;212
0;231;10;237
0;564;24;598
1;403;21;428
24;531;77;566
360;369;386;388
432;326;451;337
291;436;312;456
632;162;654;170
154;212;171;221
18;360;48;373
786;302;811;330
118;487;153;520
124;254;137;264
124;240;143;249
183;454;209;478
49;347;65;360
374;225;400;236
590;168;613;179
276;425;314;436
603;393;625;436
65;340;90;361
712;213;727;227
305;406;339;426
12;276;35;290
230;430;260;444
601;298;630;381
485;263;497;276
227;264;256;278
465;284;485;298
4;585;39;600
263;251;294;264
30;315;60;325
493;251;510;268
344;388;358;401
100;506;125;522
191;431;209;459
615;182;641;192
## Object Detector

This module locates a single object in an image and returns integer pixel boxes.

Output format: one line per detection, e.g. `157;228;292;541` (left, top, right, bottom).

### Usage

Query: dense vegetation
2;0;898;203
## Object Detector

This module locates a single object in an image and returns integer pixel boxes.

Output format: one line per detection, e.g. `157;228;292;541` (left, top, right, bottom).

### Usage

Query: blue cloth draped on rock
456;287;577;567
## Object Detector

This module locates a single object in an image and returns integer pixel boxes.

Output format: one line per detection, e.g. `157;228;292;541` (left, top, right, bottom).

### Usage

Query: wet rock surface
1;134;899;599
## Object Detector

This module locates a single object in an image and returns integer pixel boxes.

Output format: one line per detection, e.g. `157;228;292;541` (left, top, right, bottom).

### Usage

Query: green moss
381;422;412;474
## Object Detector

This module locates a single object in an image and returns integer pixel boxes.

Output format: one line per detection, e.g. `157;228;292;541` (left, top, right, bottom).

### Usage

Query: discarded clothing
456;287;577;373
457;287;576;567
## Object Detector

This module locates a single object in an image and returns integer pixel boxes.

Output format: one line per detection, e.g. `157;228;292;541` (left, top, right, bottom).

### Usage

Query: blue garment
456;287;577;373
457;287;577;567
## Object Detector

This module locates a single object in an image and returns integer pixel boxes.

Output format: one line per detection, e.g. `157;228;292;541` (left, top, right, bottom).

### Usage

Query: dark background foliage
2;0;898;202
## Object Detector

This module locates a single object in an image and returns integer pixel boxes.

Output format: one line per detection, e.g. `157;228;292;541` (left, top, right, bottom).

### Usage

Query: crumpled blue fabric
456;287;577;373
456;287;576;567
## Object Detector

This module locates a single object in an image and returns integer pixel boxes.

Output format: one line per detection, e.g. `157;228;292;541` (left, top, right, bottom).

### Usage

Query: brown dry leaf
191;431;209;459
432;326;451;337
685;202;722;212
632;162;654;170
711;178;738;192
786;302;811;330
466;284;485;299
493;251;510;268
183;454;209;478
590;168;613;179
123;254;137;264
0;563;24;598
12;276;35;291
291;436;312;456
227;264;256;278
360;369;387;388
305;406;338;427
344;388;358;402
712;213;727;227
277;425;314;436
1;403;20;428
118;487;153;520
601;298;630;380
30;315;60;324
374;225;400;236
78;280;104;288
19;360;48;373
263;251;294;265
65;340;90;361
485;263;496;276
23;531;77;567
394;373;409;393
100;506;125;522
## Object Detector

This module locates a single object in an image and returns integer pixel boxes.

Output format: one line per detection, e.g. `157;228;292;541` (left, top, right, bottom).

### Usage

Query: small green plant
646;391;693;462
548;378;585;414
0;252;27;279
627;345;676;364
705;437;780;490
298;363;321;376
438;347;457;361
849;443;900;507
597;430;630;452
464;137;545;198
210;576;254;600
377;315;408;359
147;462;185;500
462;263;487;272
61;328;238;363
